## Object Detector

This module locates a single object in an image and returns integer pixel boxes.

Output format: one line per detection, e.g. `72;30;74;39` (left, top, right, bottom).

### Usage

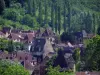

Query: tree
51;0;55;31
97;26;100;35
0;59;29;75
0;0;5;15
47;66;74;75
84;12;92;33
84;35;100;71
58;6;61;34
38;0;43;26
4;0;10;7
44;0;48;25
0;38;8;51
67;0;71;33
3;8;21;21
73;48;81;71
18;0;24;7
54;0;58;33
33;0;36;16
28;0;33;15
8;40;14;53
21;14;34;27
92;13;96;34
60;32;74;44
63;0;67;32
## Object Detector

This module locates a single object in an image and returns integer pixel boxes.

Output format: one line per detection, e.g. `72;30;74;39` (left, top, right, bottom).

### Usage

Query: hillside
0;0;100;33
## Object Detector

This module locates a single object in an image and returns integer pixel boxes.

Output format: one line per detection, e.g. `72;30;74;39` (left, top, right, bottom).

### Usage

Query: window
6;57;8;59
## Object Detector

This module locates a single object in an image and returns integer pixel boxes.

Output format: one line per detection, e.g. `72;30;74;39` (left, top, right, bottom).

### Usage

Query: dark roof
74;32;83;38
33;38;46;52
42;29;49;37
2;27;11;33
53;50;68;68
0;31;4;35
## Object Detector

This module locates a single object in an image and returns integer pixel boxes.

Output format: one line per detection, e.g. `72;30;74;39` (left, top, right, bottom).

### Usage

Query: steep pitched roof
43;39;54;58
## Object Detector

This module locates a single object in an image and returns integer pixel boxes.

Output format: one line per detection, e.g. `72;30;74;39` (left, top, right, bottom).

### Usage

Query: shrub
0;59;30;75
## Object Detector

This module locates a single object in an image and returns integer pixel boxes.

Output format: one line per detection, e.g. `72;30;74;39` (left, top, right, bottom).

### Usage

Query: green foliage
73;48;80;63
84;35;100;71
97;26;100;35
73;48;81;71
0;38;9;51
4;0;10;7
3;8;22;21
0;0;100;32
0;38;24;52
60;32;74;44
46;55;57;66
0;17;32;30
47;66;74;75
0;0;5;15
0;59;29;75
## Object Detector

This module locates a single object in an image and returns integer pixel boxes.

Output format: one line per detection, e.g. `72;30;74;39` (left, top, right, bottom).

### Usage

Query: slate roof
74;32;83;38
32;38;46;52
53;50;75;70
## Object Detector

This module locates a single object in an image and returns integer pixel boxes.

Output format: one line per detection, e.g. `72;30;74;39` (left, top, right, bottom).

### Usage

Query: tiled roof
76;72;100;75
8;33;22;40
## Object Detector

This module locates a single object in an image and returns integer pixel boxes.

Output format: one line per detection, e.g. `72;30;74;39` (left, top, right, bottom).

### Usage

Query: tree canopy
0;0;100;32
0;59;29;75
83;35;100;71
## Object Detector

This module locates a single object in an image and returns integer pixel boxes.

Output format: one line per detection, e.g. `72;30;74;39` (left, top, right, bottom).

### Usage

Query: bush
46;66;74;75
21;14;40;28
3;8;21;21
84;35;100;71
21;14;33;27
0;59;29;75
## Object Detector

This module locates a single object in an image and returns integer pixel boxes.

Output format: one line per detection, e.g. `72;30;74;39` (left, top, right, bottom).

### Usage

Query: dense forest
0;0;100;34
